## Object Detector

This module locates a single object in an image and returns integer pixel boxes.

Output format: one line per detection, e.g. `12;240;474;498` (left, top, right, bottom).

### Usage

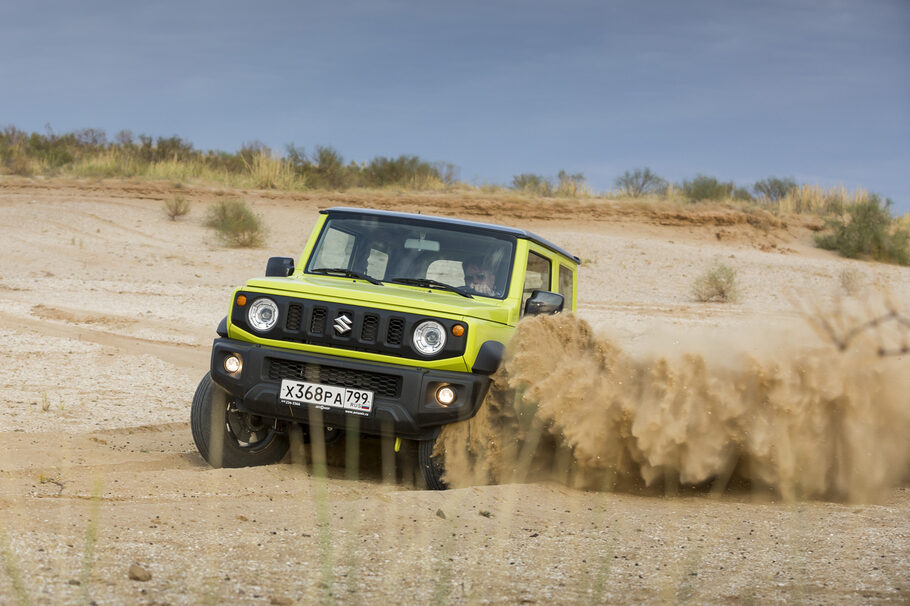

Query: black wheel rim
225;401;277;453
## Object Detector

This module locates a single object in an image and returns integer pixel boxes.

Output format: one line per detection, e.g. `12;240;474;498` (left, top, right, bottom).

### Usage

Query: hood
244;275;514;325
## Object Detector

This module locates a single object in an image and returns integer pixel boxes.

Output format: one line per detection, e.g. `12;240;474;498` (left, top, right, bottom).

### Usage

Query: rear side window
558;264;573;308
522;251;551;314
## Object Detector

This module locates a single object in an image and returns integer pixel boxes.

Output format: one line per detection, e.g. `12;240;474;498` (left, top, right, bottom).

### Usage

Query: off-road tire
191;373;289;468
418;436;448;490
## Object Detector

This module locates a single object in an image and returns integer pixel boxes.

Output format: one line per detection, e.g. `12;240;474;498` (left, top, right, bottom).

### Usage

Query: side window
311;227;354;269
558;264;573;309
522;251;551;314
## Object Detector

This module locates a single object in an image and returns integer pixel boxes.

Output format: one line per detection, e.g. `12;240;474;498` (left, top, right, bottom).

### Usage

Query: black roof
322;207;580;263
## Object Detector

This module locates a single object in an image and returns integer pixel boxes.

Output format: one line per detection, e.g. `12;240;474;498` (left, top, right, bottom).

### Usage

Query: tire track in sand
0;308;208;372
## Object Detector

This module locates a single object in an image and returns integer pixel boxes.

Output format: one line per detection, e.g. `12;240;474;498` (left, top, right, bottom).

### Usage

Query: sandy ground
0;177;907;604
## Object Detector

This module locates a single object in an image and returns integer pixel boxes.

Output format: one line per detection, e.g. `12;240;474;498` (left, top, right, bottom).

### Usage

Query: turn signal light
451;324;465;337
236;295;247;306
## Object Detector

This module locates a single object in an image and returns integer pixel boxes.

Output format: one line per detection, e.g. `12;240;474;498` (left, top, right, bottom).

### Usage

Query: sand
0;177;907;604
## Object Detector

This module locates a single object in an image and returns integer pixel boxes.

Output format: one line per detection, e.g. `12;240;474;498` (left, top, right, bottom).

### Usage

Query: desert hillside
0;177;907;605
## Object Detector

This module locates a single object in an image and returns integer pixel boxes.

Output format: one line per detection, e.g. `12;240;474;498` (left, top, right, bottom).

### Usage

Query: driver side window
311;226;354;269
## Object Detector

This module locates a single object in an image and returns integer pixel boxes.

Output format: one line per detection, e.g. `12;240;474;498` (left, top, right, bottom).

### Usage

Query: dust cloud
438;312;910;502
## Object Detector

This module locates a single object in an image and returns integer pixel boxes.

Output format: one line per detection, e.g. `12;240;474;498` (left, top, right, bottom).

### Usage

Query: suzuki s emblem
334;313;353;335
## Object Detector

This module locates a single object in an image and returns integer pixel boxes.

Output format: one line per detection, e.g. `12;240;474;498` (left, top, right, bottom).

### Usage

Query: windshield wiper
310;267;383;286
389;277;474;299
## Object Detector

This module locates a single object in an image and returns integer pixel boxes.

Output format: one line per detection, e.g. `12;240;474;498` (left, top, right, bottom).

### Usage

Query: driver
463;259;496;296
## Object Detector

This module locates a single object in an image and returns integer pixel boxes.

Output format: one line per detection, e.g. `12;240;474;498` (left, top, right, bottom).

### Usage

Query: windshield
305;215;516;299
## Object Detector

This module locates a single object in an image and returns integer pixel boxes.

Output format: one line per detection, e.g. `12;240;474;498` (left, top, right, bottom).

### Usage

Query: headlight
247;298;279;332
412;320;446;356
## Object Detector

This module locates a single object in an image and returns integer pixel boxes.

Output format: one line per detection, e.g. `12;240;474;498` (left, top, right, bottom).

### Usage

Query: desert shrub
144;135;196;163
205;198;265;247
555;170;587;197
692;262;739;302
310;145;348;189
164;195;191;220
434;162;459;186
301;145;356;189
614;167;668;197
511;173;552;196
753;177;798;202
814;195;909;265
732;187;754;202
680;174;735;202
363;155;440;188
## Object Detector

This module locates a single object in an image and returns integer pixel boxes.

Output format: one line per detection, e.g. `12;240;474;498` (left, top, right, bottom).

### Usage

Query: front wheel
418;436;448;490
191;373;289;468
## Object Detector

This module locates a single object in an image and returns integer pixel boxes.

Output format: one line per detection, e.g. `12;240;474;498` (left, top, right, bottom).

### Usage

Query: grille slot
286;304;303;331
361;314;379;342
266;358;402;398
310;307;327;334
386;318;405;345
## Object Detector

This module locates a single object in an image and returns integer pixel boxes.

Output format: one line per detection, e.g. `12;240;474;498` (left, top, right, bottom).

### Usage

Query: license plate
279;379;374;415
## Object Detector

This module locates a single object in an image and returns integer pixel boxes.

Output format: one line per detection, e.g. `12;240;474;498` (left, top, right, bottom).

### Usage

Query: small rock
436;509;446;519
270;597;293;606
128;564;152;582
67;579;81;586
479;510;493;518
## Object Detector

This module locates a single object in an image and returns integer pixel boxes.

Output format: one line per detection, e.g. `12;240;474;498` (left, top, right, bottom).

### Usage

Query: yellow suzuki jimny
191;207;578;488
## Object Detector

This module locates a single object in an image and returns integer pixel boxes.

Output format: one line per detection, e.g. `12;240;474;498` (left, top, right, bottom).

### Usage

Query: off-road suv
191;207;578;488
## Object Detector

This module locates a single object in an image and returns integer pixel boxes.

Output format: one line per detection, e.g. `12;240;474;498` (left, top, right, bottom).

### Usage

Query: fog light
224;354;242;374
435;385;456;406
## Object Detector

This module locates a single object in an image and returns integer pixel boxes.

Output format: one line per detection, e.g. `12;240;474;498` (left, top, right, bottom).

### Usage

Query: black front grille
387;318;405;345
231;293;466;361
310;307;327;334
286;304;302;331
266;358;402;398
361;314;379;342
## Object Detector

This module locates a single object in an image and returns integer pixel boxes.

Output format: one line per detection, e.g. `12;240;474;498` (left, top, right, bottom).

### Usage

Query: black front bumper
209;338;492;441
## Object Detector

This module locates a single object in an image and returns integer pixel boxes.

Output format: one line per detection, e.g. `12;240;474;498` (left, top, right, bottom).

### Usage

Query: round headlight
248;298;279;332
412;320;446;356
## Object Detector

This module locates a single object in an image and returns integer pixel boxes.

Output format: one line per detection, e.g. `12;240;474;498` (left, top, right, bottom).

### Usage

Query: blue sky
2;1;908;211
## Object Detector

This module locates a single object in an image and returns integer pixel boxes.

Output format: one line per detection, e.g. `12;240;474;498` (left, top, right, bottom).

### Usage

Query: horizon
1;0;908;211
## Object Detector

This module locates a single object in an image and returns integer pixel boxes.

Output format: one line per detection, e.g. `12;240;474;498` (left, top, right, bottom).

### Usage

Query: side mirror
524;290;564;316
265;256;295;277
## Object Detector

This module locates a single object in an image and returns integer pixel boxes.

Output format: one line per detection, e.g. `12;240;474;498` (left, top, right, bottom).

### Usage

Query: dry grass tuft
164;195;191;220
776;184;870;216
838;267;864;297
241;151;302;190
692;262;739;302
